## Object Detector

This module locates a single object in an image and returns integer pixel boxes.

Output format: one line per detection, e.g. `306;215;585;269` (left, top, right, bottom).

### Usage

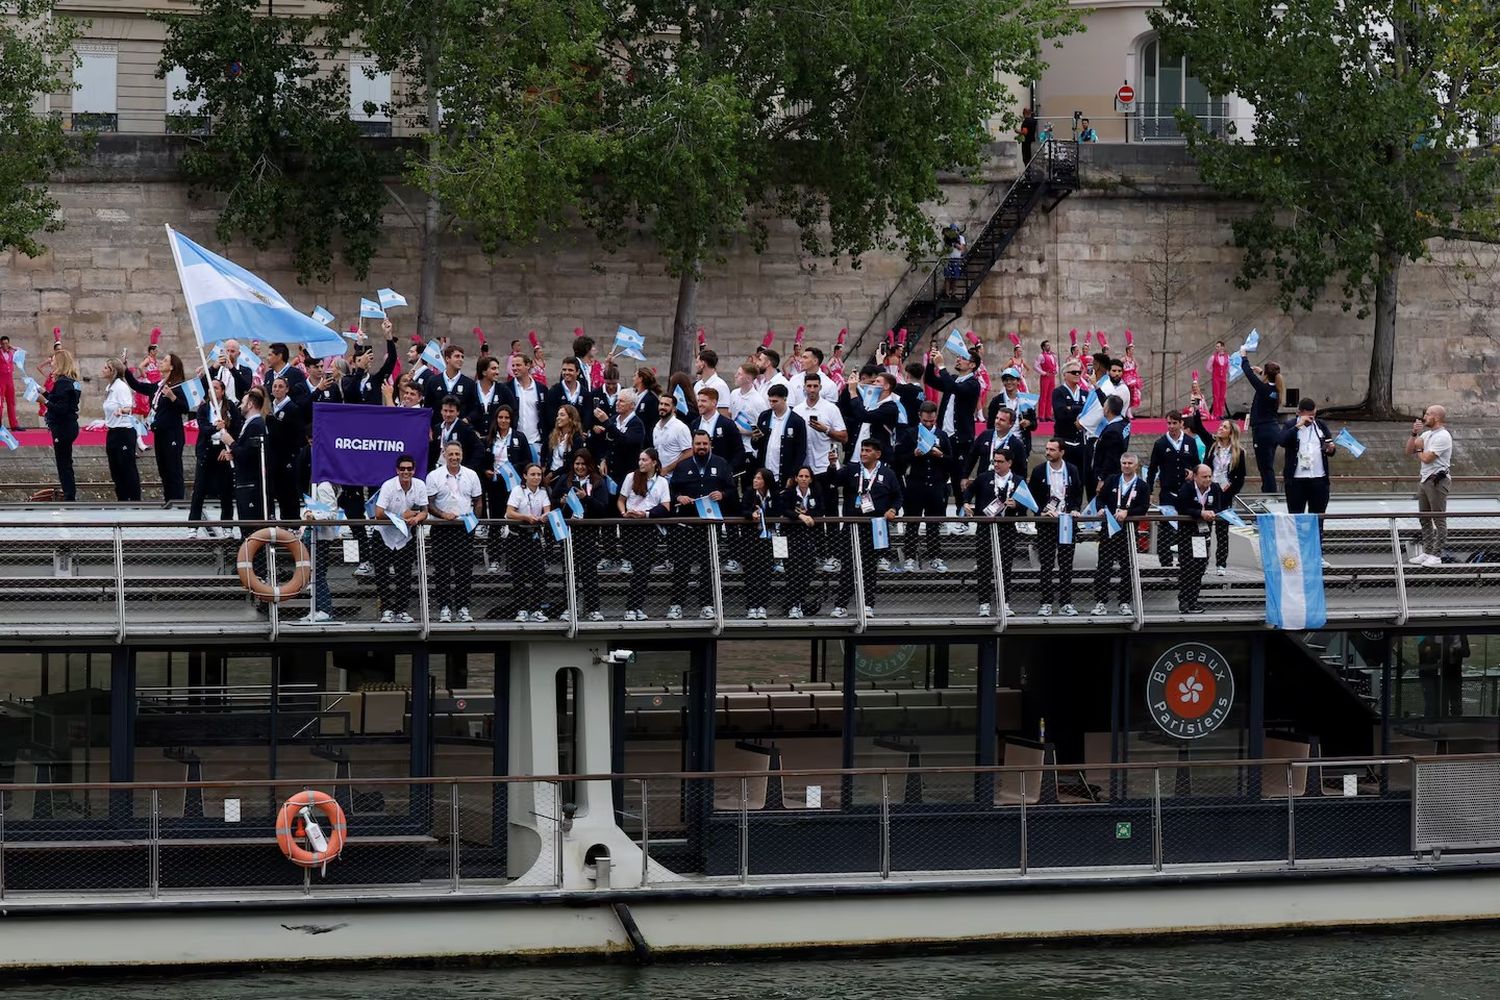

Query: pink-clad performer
1035;338;1057;420
967;331;991;417
1006;333;1030;393
1121;330;1143;410
1209;339;1231;418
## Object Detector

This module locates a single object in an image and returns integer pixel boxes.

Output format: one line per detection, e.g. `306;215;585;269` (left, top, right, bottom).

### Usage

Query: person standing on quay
101;358;142;501
1240;348;1284;492
1406;404;1452;566
42;348;81;502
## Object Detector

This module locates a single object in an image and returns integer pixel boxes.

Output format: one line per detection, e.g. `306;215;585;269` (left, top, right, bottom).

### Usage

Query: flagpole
165;224;223;430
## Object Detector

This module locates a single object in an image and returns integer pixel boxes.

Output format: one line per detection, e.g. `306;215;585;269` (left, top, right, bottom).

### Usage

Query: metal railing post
267;521;280;642
738;777;749;884
705;525;724;635
879;772;891;879
1152;766;1164;871
1017;770;1028;875
639;779;650;888
150;789;160;899
1409;758;1421;858
449;781;461;892
553;782;564;889
1;787;7;900
990;523;1007;633
1389;519;1410;625
415;524;431;638
561;532;579;637
849;524;868;633
1286;762;1297;866
1126;525;1146;631
113;525;126;643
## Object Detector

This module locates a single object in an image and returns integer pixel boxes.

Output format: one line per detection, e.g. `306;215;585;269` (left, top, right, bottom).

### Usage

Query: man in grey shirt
1406;404;1452;566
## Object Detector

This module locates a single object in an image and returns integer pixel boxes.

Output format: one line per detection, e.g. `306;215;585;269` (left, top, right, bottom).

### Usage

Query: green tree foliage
1150;0;1500;416
157;0;387;284
0;1;83;258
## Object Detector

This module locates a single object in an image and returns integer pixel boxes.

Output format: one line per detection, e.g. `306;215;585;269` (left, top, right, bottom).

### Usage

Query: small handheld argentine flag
858;383;881;408
734;409;754;432
546;508;570;541
360;298;387;320
1334;427;1366;458
694;496;723;521
1058;512;1074;545
1104;507;1122;537
301;494;340;517
1218;508;1247;528
13;348;26;374
22;377;40;403
364;493;379;519
944;328;969;356
614;325;647;361
870;516;890;550
1241;329;1260;353
238;343;263;371
133;416;151;441
497;462;521;490
310;306;335;326
420;340;445;369
565;491;584;518
916;425;938;454
529;443;541;464
377;288;407;311
0;427;17;451
673;384;689;415
461;511;478;534
1158;503;1180;530
1083;495;1098;516
1016;392;1039;412
387;509;410;538
1011;479;1039;513
1259;512;1326;629
179;378;205;411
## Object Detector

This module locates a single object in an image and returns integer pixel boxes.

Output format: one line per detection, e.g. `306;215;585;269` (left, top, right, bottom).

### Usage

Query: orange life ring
235;527;311;602
275;790;347;868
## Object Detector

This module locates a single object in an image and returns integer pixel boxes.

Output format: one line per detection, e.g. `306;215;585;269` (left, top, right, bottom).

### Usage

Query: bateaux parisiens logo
1145;642;1235;739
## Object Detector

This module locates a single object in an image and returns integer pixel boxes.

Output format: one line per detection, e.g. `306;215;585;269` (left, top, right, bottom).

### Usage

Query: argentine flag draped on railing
166;226;348;359
1258;513;1327;629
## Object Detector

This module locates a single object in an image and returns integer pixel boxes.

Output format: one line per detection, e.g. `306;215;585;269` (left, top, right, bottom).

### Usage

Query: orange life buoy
235;527;311;602
275;790;347;868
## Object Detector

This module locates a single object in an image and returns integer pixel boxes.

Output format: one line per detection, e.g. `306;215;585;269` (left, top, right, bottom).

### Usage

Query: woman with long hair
552;448;611;621
124;351;190;503
617;447;670;620
542;403;586;487
1188;407;1246;575
42;349;81;501
741;467;782;620
188;377;240;537
1240;351;1285;492
101;358;142;501
631;367;662;436
505;462;552;622
480;404;532;573
778;465;824;618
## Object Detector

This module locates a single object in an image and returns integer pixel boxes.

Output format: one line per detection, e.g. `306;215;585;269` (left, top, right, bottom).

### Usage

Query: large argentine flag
166;226;348;359
1258;513;1327;628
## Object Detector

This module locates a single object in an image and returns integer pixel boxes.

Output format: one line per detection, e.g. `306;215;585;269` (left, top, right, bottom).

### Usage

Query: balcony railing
0;510;1495;640
67;112;118;133
1135;101;1231;141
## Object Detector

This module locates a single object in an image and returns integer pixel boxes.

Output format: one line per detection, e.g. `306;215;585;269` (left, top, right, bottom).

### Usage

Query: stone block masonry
2;137;1495;419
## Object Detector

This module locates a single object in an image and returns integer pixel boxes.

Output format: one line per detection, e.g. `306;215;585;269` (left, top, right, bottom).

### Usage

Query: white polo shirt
375;476;429;550
425;464;483;518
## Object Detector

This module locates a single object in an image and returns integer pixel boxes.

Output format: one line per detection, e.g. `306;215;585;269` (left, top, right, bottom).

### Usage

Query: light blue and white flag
1241;329;1260;353
858;384;881;408
0;427;17;451
22;377;40;403
1259;512;1327;629
944;328;969;356
1158;503;1179;529
360;298;387;320
870;516;890;550
546;508;570;541
694;496;723;521
165;225;348;359
420;340;445;369
916;425;938;454
1218;507;1247;528
461;511;479;534
614;325;647;361
12;348;26;374
1083;495;1098;516
1104;507;1122;537
238;343;263;371
565;491;584;518
529;443;541;464
178;378;205;411
673;384;689;415
310;306;335;327
387;509;410;538
497;461;521;490
301;494;340;517
377;288;407;312
1012;479;1039;513
1227;359;1244;386
1078;379;1113;437
1016;392;1039;412
734;410;754;432
1058;512;1074;545
364;493;379;519
133;416;151;441
1334;427;1366;458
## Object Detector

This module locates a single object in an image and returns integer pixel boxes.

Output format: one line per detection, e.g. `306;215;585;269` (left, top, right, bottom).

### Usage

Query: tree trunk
1364;251;1400;419
670;265;700;375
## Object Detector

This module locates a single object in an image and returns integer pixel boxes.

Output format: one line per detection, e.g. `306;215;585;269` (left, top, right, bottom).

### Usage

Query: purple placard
311;402;432;486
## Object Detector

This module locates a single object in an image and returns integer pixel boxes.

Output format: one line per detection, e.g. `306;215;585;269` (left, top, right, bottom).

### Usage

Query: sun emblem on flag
1281;554;1298;571
249;289;274;306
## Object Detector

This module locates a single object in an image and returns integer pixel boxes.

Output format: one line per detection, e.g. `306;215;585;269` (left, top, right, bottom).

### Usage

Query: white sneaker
930;559;948;573
380;610;394;623
1061;603;1078;617
1422;553;1444;566
355;562;374;577
667;605;683;620
879;558;893;572
457;607;473;623
773;562;785;573
864;605;875;618
699;605;715;620
531;610;547;622
623;609;640;621
294;610;330;624
1038;603;1053;617
586;611;605;622
633;609;648;620
337;526;353;540
474;525;489;540
1003;602;1015;616
516;610;530;622
978;602;992;617
618;560;633;573
1408;550;1427;565
396;611;414;623
903;558;919;572
439;606;452;623
1215;567;1227;576
1091;601;1108;616
652;560;672;572
822;558;840;573
1321;559;1332;569
487;562;502;574
724;560;742;574
187;527;201;540
1119;602;1133;616
597;558;615;572
831;606;849;618
788;606;803;619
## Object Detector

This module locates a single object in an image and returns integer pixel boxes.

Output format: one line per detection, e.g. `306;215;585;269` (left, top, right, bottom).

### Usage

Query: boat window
432;651;502;862
621;650;690;836
1391;632;1498;755
0;651;111;821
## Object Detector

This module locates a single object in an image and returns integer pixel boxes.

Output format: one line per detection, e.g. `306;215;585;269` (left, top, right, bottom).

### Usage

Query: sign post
1116;82;1136;142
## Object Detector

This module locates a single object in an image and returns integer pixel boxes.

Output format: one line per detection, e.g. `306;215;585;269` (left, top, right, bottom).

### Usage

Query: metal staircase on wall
851;141;1081;354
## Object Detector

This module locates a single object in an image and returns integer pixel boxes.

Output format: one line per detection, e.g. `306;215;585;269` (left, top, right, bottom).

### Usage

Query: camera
597;649;636;666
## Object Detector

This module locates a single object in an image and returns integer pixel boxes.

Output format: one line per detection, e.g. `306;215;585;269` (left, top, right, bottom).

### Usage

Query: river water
16;927;1500;999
